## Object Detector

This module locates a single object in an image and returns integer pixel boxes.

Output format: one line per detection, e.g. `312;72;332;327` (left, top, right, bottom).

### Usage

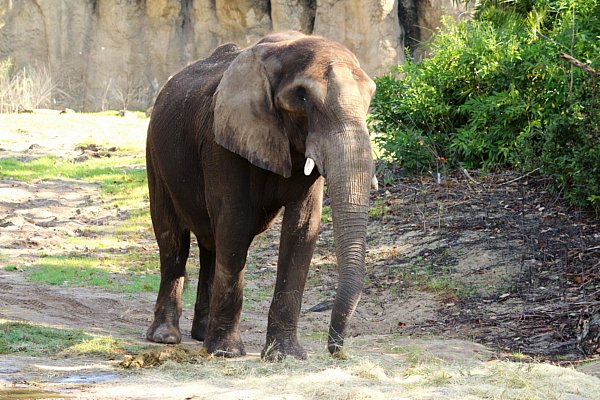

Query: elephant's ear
213;45;292;178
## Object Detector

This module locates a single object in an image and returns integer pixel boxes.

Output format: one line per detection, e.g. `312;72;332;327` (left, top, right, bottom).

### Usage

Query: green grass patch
27;256;110;286
68;335;130;356
121;248;158;274
0;155;146;200
26;255;159;293
302;331;328;341
388;256;475;300
242;283;274;311
115;210;153;237
426;276;474;299
404;251;474;298
182;284;197;308
321;205;331;223
0;321;131;357
368;198;391;218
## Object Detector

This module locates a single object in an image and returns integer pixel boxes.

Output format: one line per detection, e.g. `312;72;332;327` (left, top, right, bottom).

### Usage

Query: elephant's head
213;31;375;355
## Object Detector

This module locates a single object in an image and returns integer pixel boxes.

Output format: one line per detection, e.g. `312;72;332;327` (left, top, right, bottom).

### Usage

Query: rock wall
0;0;470;111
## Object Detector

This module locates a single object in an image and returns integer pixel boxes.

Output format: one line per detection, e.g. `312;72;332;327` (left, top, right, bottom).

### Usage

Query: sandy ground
0;111;599;399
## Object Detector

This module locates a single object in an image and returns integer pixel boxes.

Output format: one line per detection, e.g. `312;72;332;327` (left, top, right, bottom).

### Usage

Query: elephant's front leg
203;233;251;357
262;178;324;361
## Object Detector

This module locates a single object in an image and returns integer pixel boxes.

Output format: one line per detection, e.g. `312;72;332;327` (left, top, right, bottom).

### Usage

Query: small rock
307;299;334;312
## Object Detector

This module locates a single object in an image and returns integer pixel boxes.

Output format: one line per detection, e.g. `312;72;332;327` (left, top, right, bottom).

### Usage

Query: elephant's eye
296;87;308;103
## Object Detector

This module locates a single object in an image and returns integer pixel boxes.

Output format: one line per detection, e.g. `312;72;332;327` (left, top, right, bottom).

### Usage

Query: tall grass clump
370;0;599;210
0;58;57;113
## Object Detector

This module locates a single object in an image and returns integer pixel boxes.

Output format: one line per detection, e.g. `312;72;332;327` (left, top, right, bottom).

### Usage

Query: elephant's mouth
305;156;378;189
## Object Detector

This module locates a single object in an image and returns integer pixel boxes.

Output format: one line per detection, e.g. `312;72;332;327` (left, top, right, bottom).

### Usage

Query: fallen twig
500;168;541;186
461;168;480;186
573;301;600;306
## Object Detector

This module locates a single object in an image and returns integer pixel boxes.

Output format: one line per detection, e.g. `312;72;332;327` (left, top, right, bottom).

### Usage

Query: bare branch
500;168;540;186
559;52;600;77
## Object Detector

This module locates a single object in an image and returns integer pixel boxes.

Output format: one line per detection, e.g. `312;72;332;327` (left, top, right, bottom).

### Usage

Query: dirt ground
0;112;599;399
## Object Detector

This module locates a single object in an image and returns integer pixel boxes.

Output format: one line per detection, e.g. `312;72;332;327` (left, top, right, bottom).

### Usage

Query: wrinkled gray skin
145;31;375;360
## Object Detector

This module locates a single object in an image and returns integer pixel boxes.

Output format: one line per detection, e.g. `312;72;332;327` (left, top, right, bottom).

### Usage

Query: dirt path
1;112;599;399
0;269;152;339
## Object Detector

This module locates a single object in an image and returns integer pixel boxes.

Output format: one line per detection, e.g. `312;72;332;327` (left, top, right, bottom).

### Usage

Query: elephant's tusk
304;158;315;176
371;175;379;191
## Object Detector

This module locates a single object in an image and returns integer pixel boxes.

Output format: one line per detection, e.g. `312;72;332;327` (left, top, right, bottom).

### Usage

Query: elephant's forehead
278;37;361;73
326;65;372;112
294;37;359;61
327;64;359;88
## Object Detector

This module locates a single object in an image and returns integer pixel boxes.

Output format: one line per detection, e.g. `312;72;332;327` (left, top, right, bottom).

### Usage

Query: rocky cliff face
0;0;470;111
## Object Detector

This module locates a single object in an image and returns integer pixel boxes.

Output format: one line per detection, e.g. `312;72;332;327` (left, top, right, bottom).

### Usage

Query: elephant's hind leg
146;167;191;344
191;244;215;341
146;227;190;344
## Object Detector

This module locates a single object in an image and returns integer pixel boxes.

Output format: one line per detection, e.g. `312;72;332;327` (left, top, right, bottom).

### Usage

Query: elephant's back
153;43;241;118
147;43;241;147
176;43;242;96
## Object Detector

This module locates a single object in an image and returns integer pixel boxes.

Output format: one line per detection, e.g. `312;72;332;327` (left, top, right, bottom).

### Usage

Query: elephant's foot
204;334;246;357
191;314;208;341
146;321;182;344
261;337;307;361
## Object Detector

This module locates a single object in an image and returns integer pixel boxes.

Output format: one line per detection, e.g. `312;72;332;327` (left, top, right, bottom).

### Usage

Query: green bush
370;0;599;210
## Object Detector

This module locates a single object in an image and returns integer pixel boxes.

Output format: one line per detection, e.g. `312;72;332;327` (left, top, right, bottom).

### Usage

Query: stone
313;0;403;75
271;0;316;33
0;0;471;111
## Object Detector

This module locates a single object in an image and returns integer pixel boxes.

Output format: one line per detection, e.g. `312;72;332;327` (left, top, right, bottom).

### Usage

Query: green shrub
370;0;599;210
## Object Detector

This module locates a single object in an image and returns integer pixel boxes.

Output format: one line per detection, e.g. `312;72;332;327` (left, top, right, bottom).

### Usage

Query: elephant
145;31;376;360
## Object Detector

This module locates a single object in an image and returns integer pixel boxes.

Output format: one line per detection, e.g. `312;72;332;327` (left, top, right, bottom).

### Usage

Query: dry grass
0;59;58;113
91;338;600;399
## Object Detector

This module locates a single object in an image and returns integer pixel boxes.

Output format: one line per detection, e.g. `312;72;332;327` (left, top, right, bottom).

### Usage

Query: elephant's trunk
321;127;373;355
